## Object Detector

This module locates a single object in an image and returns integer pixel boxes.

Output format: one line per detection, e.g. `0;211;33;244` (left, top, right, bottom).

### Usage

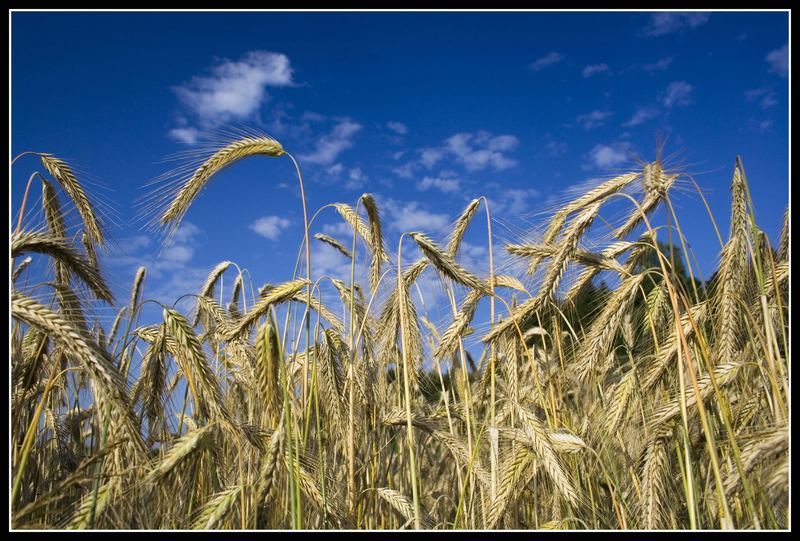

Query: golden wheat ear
152;136;284;242
39;154;106;248
11;229;113;303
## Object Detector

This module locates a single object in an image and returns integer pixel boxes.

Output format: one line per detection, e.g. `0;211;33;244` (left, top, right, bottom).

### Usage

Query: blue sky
11;11;789;332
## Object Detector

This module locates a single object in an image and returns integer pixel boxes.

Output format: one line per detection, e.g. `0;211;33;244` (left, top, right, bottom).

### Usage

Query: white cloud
419;147;446;169
173;51;293;124
309;242;357;283
345;167;368;191
384;199;450;233
643;57;673;72
582;63;610;78
416;175;461;194
387;121;408;134
623;107;660;127
392;162;417;179
299;119;362;165
444;131;519;171
489;188;540;215
249;216;291;240
766;44;788;78
168;127;201;145
662;81;694;108
576;110;613;130
395;131;519;179
586;143;631;170
326;163;345;176
745;87;778;109
644;12;710;36
530;52;564;71
125;235;152;251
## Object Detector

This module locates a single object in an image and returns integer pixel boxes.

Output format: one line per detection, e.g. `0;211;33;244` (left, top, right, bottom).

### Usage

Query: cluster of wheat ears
10;134;789;530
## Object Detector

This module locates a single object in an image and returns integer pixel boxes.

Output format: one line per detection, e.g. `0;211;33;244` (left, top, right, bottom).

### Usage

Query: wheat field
10;136;789;530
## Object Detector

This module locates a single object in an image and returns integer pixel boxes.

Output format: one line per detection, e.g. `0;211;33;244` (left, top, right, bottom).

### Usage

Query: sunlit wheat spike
575;273;646;383
333;202;389;262
376;488;431;529
136;325;167;431
11;290;145;454
163;307;233;426
12;256;33;282
485;444;534;529
724;427;787;498
361;193;387;292
290;291;345;334
641;301;707;391
129;266;146;313
254;318;282;418
713;157;750;366
314;233;353;259
224;278;308;339
777;205;789;262
409;232;491;295
515;402;579;506
604;369;638;435
433;289;482;359
650;359;744;428
66;478;118;529
158;136;284;230
40;153;105;247
614;161;677;239
640;436;670;529
396;269;423;394
446;197;481;257
547;429;588;454
192;261;233;326
41;178;70;284
317;329;345;430
528;172;638;274
145;424;215;483
484;202;601;343
191;487;242;529
12;229;113;302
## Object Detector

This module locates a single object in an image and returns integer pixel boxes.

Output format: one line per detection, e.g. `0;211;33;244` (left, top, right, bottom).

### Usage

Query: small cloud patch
530;51;564;72
644;12;710;37
662;81;694;108
249;216;291;240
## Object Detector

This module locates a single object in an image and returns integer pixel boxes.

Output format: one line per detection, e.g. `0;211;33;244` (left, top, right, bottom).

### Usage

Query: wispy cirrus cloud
443;132;519;171
582;63;610;78
398;130;520;178
299;119;362;165
387;121;408;135
416;174;461;194
576;110;613;130
623;106;660;127
530;51;564;72
765;44;788;77
662;81;694;108
643;12;710;37
745;87;778;109
642;56;673;72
